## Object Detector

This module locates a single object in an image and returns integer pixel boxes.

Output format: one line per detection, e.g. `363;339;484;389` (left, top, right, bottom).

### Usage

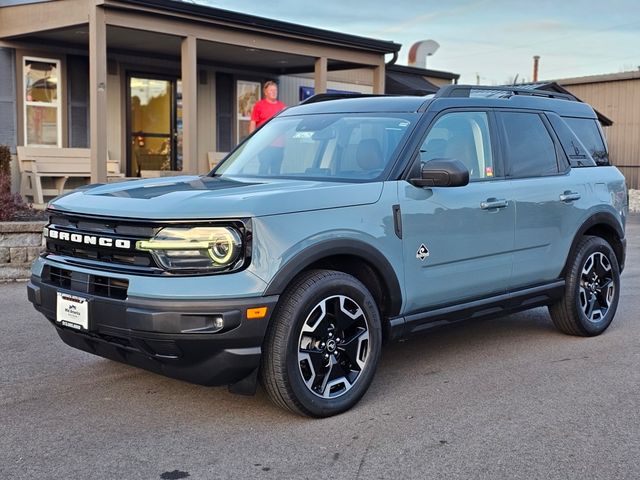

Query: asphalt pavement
2;217;639;480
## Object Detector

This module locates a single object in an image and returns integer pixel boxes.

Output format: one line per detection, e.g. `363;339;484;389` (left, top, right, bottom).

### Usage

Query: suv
28;85;628;418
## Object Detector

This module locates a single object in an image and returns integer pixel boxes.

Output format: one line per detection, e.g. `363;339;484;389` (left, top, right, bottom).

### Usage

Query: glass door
128;75;181;176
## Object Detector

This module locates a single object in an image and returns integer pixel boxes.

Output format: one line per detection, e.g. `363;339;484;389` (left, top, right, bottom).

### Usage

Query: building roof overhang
106;0;401;55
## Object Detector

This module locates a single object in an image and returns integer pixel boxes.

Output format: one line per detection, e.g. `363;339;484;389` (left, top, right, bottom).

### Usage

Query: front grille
45;266;129;300
44;213;160;273
47;242;154;267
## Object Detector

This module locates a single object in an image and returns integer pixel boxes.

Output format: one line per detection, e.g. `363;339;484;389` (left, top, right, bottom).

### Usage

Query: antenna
408;40;440;69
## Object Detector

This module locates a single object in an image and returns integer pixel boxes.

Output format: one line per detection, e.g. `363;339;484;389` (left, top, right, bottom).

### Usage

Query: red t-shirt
251;99;286;128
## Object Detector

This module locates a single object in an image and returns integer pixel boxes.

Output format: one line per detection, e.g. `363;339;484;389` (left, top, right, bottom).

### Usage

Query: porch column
373;63;385;94
89;5;107;183
314;57;328;94
181;35;198;174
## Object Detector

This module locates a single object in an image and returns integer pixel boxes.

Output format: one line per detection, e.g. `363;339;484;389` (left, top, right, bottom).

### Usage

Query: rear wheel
260;270;382;417
549;236;620;336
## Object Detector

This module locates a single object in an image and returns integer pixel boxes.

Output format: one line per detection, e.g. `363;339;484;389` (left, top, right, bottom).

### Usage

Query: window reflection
25;60;58;103
24;58;60;146
129;77;176;176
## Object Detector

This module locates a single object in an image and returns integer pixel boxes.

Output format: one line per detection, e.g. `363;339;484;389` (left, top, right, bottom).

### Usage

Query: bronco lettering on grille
44;228;132;250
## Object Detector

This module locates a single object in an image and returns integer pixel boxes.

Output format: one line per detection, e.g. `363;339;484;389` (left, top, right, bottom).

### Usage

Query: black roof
386;70;439;96
282;85;601;119
115;0;402;54
510;82;613;126
387;64;460;81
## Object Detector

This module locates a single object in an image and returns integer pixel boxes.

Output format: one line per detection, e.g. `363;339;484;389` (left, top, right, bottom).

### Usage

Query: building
276;64;459;106
554;71;640;189
0;0;402;188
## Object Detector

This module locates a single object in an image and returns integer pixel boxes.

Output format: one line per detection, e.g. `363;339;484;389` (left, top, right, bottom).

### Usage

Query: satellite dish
408;40;440;68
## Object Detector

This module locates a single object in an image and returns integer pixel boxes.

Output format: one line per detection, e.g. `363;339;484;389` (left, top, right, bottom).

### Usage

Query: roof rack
434;84;575;101
300;93;387;105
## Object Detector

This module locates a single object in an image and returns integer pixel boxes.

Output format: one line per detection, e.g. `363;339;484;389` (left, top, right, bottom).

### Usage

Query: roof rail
434;84;575;101
300;93;386;105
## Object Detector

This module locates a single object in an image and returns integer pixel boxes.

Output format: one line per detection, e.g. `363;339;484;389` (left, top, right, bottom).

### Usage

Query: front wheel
260;270;382;417
549;236;621;336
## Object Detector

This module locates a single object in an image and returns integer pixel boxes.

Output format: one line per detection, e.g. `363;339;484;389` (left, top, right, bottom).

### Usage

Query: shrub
0;145;31;221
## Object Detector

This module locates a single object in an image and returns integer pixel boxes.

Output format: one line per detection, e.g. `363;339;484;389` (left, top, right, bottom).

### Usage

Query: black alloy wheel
261;270;382;417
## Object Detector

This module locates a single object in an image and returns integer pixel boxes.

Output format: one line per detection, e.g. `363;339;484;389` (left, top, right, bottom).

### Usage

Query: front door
127;75;182;176
399;110;515;314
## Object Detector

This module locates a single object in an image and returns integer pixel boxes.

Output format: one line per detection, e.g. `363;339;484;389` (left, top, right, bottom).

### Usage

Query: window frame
405;108;505;183
496;109;567;179
23;55;62;147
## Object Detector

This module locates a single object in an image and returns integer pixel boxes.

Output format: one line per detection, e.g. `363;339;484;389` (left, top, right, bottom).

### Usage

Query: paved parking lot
2;217;639;480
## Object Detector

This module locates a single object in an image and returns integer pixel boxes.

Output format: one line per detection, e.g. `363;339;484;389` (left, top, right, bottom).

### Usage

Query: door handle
480;198;508;210
560;191;581;202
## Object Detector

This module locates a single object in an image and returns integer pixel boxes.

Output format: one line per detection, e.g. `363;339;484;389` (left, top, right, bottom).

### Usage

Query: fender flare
562;211;626;275
264;239;403;317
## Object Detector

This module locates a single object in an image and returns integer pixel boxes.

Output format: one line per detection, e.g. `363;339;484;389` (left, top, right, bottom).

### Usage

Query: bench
17;147;124;208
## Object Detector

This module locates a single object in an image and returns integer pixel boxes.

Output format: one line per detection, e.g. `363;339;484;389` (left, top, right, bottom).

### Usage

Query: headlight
136;226;243;272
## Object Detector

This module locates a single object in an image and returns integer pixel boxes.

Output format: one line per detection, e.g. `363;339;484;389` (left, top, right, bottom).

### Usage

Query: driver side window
420;111;495;180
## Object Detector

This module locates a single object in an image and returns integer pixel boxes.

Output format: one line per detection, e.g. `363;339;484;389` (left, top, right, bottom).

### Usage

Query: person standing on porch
249;81;286;133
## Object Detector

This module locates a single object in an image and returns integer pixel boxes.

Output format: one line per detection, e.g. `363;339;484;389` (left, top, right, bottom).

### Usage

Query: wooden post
373;63;385;94
181;35;198;174
89;5;107;183
314;57;328;94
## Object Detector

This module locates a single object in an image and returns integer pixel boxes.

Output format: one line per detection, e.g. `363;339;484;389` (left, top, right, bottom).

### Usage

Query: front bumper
27;274;278;388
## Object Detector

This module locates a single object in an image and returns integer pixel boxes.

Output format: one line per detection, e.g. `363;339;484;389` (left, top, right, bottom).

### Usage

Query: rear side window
563;117;609;166
499;112;558;178
546;113;595;168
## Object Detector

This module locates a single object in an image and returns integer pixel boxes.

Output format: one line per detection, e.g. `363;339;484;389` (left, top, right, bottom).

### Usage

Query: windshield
214;113;417;181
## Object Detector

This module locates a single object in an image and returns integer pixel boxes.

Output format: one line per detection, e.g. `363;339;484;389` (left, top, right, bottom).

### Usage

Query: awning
386;70;439;95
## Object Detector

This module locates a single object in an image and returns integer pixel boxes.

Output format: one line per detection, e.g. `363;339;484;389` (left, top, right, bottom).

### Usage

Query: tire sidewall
283;273;382;417
571;237;621;335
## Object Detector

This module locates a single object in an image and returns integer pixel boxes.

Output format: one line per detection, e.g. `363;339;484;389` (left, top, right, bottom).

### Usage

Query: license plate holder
56;292;90;331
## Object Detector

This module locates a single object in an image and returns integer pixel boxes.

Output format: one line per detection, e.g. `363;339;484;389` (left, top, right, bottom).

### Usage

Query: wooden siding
562;78;640;189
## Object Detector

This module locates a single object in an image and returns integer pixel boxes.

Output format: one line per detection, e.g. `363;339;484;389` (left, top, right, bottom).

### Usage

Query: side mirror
409;158;469;188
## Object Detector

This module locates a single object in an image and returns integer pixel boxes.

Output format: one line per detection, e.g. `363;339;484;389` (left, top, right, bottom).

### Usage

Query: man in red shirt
249;81;286;133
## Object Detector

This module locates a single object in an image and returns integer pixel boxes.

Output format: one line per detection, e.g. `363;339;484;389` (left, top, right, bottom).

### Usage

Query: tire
549;236;621;336
260;269;382;417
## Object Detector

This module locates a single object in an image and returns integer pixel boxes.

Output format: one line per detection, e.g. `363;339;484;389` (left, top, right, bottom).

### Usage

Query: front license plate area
56;292;89;331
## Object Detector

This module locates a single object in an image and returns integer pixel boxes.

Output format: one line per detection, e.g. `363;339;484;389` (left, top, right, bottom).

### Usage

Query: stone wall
0;221;45;281
629;189;640;214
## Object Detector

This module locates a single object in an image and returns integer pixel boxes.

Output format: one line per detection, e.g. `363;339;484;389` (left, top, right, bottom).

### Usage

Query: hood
49;175;384;219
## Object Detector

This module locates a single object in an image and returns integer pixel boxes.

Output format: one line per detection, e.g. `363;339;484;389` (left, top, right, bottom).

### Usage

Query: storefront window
24;57;61;146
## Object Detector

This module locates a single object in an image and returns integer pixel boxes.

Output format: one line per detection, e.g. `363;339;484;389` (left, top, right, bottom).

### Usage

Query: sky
191;0;640;85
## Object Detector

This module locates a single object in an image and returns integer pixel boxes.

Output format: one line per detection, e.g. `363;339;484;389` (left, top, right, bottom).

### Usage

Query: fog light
213;317;224;330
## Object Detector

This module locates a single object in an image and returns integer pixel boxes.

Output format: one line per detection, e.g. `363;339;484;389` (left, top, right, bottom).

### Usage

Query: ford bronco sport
28;85;628;417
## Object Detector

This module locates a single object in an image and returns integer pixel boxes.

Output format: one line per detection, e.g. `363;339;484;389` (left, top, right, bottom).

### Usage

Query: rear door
497;110;587;289
398;110;515;314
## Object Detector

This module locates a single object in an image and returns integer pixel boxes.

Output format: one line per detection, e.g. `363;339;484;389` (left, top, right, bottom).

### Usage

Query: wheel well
583;225;624;267
300;255;394;337
564;223;625;275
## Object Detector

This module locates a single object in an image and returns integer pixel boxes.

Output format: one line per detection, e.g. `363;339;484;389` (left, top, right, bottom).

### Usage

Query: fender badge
416;244;430;261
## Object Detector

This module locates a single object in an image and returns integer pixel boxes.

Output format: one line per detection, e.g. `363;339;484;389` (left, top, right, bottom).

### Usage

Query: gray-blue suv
28;85;628;417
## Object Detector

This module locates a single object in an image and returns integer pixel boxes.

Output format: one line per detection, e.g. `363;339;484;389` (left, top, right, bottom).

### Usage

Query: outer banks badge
416;244;430;261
